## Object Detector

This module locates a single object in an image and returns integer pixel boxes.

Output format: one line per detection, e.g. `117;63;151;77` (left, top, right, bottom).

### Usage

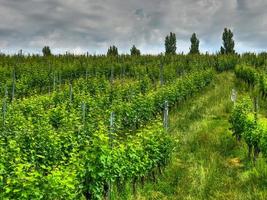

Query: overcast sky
0;0;266;55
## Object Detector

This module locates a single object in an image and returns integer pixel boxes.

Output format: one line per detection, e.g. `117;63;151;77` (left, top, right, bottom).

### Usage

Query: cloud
0;0;266;54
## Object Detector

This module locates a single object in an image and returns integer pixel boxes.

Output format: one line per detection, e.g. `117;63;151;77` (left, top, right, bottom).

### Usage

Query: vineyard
1;54;267;199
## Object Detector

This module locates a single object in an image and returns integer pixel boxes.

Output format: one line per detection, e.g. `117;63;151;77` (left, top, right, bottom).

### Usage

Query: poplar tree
189;33;200;54
165;32;176;55
107;45;118;56
220;28;235;54
42;46;52;56
130;45;141;56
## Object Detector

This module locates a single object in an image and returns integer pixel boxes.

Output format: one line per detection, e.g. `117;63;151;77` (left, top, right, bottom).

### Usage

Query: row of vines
231;57;267;161
1;53;258;100
1;52;266;199
229;97;267;161
0;68;214;199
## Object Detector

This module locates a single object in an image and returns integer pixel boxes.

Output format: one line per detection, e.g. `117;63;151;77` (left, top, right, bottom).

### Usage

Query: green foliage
235;64;259;87
229;97;253;141
165;32;176;55
1;53;266;101
0;66;214;199
240;52;267;68
42;46;52;57
130;45;141;56
1;43;267;200
229;97;267;160
113;70;214;132
220;28;235;54
259;75;267;98
259;118;267;157
242;113;259;148
107;45;118;56
234;63;267;100
79;121;175;198
215;55;238;72
189;33;200;54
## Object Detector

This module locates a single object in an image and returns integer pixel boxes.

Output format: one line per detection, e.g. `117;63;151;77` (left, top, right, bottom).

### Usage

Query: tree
130;45;141;56
165;32;176;55
220;28;235;54
189;33;200;54
42;46;52;56
107;45;118;56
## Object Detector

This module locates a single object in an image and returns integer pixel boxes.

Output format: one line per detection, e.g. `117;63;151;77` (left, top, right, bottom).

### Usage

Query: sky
0;0;266;55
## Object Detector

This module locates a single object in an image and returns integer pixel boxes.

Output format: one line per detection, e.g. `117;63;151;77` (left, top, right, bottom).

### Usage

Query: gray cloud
0;0;266;54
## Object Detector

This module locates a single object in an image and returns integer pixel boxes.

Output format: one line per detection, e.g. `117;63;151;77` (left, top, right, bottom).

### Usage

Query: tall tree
189;33;200;54
165;32;176;55
220;28;235;54
42;46;52;56
107;45;118;56
130;45;141;56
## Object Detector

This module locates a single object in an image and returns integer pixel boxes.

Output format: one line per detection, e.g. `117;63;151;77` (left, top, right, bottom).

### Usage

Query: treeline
2;27;261;57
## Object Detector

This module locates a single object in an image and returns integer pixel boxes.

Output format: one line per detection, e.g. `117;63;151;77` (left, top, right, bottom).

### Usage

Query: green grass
126;72;267;200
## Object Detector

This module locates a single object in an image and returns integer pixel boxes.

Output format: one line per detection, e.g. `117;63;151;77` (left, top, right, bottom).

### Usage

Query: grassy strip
128;72;267;200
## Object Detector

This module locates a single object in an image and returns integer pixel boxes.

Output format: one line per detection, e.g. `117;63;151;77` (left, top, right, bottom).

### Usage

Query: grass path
136;72;267;200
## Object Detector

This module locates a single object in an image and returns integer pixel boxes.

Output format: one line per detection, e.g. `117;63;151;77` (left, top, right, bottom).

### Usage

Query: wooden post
164;100;169;131
231;88;237;106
